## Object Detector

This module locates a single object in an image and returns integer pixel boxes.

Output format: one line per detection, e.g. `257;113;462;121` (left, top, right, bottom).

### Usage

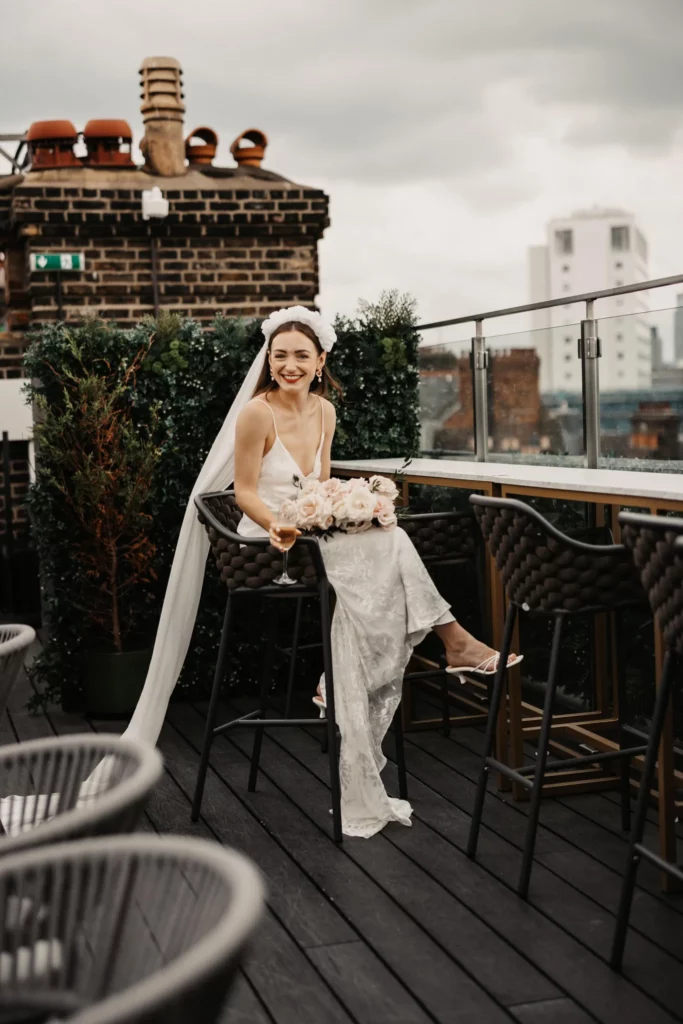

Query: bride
232;307;520;837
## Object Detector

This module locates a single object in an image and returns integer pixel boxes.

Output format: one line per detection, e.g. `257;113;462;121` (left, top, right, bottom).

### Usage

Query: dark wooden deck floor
4;668;683;1024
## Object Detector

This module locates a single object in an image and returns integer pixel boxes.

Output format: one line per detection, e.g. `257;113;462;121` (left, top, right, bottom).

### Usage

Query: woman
233;308;520;838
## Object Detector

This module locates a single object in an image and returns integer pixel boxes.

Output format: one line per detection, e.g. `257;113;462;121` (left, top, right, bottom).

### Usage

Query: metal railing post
472;320;489;462
580;299;601;469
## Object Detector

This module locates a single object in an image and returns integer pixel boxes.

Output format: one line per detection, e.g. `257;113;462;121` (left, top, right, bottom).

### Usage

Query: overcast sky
3;0;683;344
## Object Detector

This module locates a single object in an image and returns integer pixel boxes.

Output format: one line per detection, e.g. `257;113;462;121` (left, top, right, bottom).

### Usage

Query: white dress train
238;398;454;838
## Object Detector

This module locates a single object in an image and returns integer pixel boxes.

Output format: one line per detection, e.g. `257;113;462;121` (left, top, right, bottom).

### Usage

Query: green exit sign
29;252;85;272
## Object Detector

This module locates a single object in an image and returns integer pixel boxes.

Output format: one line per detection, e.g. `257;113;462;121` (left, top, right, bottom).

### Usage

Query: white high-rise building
528;209;651;393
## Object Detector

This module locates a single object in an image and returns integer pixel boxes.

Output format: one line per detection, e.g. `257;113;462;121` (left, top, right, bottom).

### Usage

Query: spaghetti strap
317;395;325;453
256;397;279;437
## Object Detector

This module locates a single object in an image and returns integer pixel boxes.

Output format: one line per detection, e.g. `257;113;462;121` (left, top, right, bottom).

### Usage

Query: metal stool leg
248;606;280;792
320;581;342;843
285;597;303;719
192;594;233;821
518;614;565;899
440;674;451;736
611;650;677;970
467;601;517;860
475;545;491;645
613;611;631;832
394;695;408;799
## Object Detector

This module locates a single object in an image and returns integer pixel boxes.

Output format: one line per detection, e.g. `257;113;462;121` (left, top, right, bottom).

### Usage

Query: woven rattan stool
611;512;683;970
192;491;408;843
401;510;488;735
467;495;647;899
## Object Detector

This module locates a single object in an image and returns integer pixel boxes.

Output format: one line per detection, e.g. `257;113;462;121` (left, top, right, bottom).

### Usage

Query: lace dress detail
237;397;454;837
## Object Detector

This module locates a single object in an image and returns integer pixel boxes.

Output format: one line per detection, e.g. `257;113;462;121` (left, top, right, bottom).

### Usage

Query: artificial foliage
24;297;421;710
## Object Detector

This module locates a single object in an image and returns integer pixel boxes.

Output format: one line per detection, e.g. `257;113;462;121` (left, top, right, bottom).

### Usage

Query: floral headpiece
261;306;336;353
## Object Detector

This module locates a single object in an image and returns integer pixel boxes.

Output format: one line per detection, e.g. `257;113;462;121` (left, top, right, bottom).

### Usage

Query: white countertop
331;457;683;502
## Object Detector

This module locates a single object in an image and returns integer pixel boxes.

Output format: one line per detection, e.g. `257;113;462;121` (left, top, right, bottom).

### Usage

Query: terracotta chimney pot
230;129;268;168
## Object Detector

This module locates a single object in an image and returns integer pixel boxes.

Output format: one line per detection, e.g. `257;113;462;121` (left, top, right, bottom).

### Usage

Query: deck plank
166;702;511;1024
253;700;679;1024
4;662;681;1024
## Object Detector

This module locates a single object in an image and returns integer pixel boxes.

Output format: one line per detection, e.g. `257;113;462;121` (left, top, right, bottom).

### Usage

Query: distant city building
529;208;651;393
674;293;683;364
651;325;663;372
652;364;683;391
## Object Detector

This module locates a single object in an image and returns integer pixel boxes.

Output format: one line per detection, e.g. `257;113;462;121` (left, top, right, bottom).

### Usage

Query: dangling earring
317;369;323;382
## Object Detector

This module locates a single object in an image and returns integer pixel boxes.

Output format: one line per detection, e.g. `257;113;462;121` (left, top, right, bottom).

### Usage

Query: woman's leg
433;619;518;670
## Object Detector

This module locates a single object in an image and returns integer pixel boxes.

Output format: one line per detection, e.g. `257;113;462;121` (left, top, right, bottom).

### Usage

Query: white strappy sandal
445;653;524;679
312;680;326;716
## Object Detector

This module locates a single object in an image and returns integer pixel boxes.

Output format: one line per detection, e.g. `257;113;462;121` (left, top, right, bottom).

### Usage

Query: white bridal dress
238;398;454;838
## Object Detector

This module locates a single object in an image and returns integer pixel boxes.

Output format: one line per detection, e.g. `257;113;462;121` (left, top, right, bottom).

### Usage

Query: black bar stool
467;495;647;899
611;511;683;970
191;492;349;840
401;510;489;735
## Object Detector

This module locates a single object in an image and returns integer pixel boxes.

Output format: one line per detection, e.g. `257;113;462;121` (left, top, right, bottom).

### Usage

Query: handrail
416;272;683;469
417;273;683;331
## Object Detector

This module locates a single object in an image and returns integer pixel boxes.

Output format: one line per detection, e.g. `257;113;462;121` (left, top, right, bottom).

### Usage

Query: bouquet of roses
279;474;399;538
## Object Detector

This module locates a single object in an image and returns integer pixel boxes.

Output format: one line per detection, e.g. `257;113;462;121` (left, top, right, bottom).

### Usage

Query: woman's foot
312;681;326;712
434;622;522;675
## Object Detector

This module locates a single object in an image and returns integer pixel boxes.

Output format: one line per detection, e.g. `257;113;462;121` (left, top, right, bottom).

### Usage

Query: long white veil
122;337;268;746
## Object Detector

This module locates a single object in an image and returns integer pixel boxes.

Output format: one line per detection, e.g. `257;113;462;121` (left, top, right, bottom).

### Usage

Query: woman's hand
269;523;302;552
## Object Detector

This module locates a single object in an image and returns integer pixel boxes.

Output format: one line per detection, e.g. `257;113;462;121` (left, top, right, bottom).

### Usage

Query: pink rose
346;476;368;492
315;498;334;531
296;492;325;528
374;496;397;528
321;477;343;497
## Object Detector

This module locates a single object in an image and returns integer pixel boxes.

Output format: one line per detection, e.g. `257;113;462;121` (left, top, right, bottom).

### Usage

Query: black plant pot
82;646;152;718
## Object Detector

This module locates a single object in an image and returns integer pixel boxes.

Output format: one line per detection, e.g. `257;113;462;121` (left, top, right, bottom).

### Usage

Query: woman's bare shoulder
237;398;272;433
320;396;337;425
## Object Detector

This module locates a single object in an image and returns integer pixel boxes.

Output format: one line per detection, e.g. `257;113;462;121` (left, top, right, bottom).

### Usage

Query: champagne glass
273;517;298;586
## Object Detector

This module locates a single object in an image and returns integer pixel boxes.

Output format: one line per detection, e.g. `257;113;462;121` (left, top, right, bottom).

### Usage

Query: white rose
279;498;298;523
369;475;399;501
346;476;368;492
330;493;349;522
346;486;377;523
300;477;319;495
345;520;374;534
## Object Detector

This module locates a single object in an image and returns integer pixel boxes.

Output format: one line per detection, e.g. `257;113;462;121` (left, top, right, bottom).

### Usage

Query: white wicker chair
0;834;265;1023
0;623;36;718
0;734;163;856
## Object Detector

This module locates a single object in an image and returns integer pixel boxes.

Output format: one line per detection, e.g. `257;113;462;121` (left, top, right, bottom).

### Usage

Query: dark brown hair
253;320;343;398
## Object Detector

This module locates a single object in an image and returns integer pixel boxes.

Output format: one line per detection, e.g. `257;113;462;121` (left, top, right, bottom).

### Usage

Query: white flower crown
261;305;337;353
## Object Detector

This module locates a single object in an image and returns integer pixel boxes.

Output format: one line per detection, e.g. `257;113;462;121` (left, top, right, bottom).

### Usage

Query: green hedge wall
24;305;420;710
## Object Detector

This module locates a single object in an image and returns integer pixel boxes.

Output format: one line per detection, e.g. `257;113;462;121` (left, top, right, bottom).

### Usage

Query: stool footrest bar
633;843;683;882
486;758;534;790
214;716;331;737
515;745;648;776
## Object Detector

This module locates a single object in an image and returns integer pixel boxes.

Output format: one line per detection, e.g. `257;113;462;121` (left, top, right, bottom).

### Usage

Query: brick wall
438;349;542;451
1;178;329;375
0;439;30;539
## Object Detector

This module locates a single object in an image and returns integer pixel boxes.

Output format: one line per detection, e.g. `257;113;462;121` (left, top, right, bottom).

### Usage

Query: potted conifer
33;335;161;715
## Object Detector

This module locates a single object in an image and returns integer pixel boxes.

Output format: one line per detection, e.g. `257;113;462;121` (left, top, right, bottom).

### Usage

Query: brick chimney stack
0;56;330;379
139;56;186;177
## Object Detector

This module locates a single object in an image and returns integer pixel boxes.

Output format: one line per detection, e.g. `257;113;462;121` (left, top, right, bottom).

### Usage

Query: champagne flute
272;518;299;586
